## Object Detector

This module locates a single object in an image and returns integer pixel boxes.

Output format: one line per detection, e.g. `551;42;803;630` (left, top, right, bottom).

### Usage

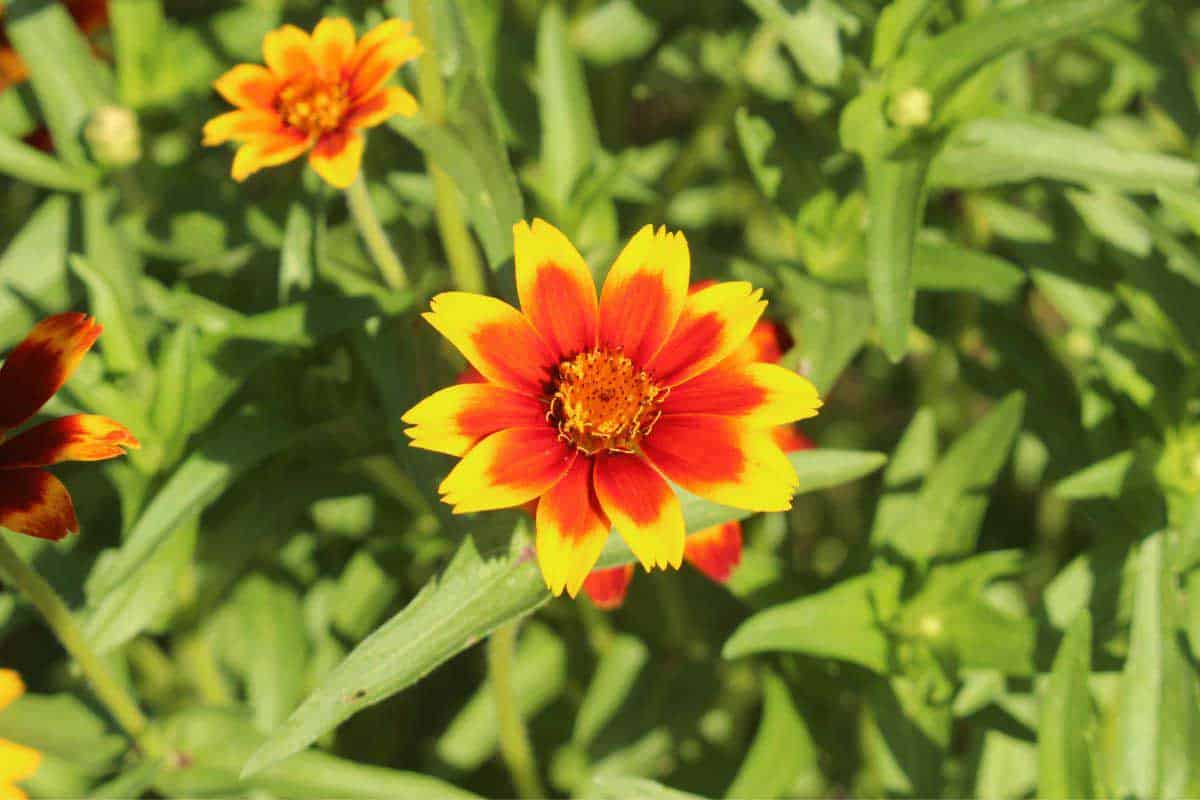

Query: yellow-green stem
0;535;164;757
346;174;409;291
487;621;545;799
411;0;488;294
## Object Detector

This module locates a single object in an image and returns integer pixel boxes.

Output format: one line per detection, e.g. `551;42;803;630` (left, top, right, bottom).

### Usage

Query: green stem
487;622;545;799
346;174;409;291
411;0;488;294
0;536;164;757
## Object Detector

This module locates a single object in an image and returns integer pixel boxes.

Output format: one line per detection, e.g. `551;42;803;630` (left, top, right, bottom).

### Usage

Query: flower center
277;74;349;136
549;349;667;455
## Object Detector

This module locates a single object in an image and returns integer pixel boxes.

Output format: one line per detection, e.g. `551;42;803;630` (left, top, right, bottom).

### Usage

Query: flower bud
84;105;141;168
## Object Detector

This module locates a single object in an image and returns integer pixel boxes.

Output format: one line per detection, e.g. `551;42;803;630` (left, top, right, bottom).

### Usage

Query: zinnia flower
583;304;815;608
403;219;822;596
203;17;421;188
0;314;139;541
0;671;40;800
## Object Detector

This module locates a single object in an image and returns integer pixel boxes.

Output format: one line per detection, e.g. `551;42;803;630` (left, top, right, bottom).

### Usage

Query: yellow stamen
550;349;667;455
277;73;349;136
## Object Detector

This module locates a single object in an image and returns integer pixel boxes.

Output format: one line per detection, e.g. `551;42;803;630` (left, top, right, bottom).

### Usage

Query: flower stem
0;535;164;757
346;174;410;292
487;621;545;799
411;0;488;294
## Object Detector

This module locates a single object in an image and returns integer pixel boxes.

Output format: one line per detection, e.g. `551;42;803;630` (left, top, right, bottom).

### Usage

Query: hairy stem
487;621;545;799
0;536;164;757
346;174;410;291
411;0;488;294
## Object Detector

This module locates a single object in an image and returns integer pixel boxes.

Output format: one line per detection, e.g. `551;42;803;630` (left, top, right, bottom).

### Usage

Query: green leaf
912;238;1025;302
0;133;98;190
1038;610;1094;800
745;0;843;87
887;0;1139;113
241;537;551;777
279;197;317;302
734;109;782;199
777;272;873;394
930;114;1199;192
149;322;196;470
85;408;307;600
876;392;1025;562
872;0;941;68
245;446;883;776
1053;451;1138;500
1112;531;1200;798
158;708;479;798
591;774;709;800
68;255;145;375
725;671;817;799
865;149;935;362
571;634;648;749
436;622;566;770
110;0;166;108
0;195;72;349
723;566;905;671
536;1;601;214
572;0;659;66
235;575;310;731
5;0;115;165
84;517;197;653
0;692;126;776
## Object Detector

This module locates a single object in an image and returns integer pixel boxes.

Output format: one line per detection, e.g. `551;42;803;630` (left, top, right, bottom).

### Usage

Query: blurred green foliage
0;0;1198;797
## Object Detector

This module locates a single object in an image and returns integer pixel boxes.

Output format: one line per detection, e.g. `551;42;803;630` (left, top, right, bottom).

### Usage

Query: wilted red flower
0;0;108;92
0;314;139;541
404;220;821;596
203;17;421;188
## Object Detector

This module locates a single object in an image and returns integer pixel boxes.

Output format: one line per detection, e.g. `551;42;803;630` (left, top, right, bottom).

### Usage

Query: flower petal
597;225;690;366
348;19;423;99
263;24;312;77
583;564;634;610
740;319;792;365
308;129;364;189
202;109;281;146
0;313;100;432
439;426;576;514
345;86;419;130
0;415;139;469
514;219;599;361
773;425;814;453
0;739;39;787
310;17;356;72
535;456;610;597
402;383;548;456
0;469;78;541
230;129;311;181
641;414;797;511
683;521;742;583
661;362;822;426
593;452;684;571
648;281;766;387
423;292;556;395
212;64;281;110
0;670;23;712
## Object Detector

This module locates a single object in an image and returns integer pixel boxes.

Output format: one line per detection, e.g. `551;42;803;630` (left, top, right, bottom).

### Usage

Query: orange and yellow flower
403;220;822;596
203;17;421;188
0;314;139;541
0;671;40;800
582;304;815;608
